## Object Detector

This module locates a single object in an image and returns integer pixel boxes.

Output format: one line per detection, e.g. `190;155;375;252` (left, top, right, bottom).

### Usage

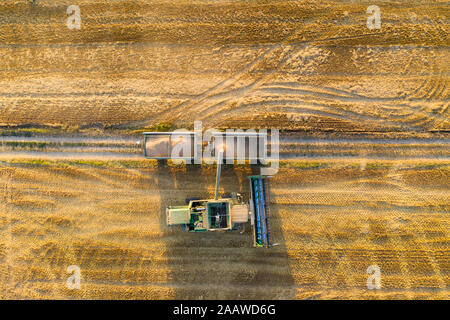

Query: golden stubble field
0;160;448;299
0;0;448;131
0;0;448;300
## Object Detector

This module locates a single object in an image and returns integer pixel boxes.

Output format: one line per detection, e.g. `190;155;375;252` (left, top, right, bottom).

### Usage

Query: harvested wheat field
0;0;448;300
0;160;448;299
0;0;448;131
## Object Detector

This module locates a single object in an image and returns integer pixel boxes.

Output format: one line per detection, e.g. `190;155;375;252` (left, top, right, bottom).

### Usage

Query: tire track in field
120;17;330;127
204;29;448;130
226;81;447;125
405;63;449;129
119;26;312;129
204;99;430;130
422;69;449;129
121;31;388;129
196;69;448;130
261;81;448;128
164;44;302;124
261;82;366;99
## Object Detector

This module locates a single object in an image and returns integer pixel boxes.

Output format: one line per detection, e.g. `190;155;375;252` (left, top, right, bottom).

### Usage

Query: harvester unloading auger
142;130;272;248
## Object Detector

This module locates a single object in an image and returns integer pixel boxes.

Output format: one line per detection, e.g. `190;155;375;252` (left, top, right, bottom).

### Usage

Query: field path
1;135;450;160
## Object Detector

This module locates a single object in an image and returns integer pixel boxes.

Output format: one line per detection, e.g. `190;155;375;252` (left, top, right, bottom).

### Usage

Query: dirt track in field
1;134;450;161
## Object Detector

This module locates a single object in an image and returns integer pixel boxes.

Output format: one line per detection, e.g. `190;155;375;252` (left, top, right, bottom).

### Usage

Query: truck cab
166;197;249;232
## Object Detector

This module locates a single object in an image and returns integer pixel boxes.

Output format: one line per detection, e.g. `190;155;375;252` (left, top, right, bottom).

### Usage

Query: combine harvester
143;130;272;248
